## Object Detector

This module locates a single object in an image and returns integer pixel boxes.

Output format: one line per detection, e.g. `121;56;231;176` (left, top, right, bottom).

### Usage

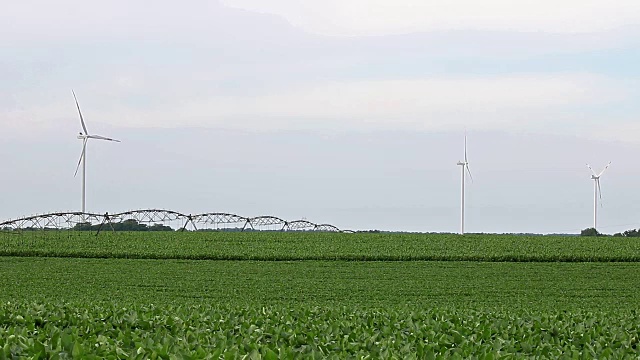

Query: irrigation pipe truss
0;209;353;234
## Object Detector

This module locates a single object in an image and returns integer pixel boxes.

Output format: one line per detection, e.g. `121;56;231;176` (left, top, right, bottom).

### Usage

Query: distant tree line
72;219;173;232
613;229;640;237
581;227;640;237
1;227;59;232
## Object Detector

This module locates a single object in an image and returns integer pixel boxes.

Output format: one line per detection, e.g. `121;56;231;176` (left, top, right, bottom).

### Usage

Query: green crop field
2;231;640;261
2;257;640;309
2;231;640;357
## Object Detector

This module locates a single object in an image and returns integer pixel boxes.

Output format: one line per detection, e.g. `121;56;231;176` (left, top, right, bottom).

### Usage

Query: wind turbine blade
586;164;597;176
464;133;468;163
597;161;611;177
74;139;87;177
597;178;603;205
465;164;474;183
72;90;89;135
88;135;121;142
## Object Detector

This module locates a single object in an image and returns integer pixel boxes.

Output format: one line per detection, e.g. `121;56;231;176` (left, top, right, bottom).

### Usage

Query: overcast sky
2;0;640;233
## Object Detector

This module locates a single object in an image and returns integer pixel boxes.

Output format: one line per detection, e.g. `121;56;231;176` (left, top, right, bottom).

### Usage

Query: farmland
1;231;640;261
2;231;640;357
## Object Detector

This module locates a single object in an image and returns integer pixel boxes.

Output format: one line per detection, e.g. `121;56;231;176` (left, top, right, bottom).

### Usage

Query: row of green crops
1;302;639;358
1;257;639;311
1;231;640;262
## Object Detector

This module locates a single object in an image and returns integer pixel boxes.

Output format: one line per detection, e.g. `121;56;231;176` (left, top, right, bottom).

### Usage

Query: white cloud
221;0;640;36
4;73;626;139
148;74;625;131
0;0;223;43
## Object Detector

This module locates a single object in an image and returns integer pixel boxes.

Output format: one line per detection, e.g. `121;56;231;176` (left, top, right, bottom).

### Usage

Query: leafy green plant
0;302;638;358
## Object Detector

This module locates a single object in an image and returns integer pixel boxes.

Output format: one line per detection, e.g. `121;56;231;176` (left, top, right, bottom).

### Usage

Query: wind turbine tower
456;133;473;235
72;91;121;213
586;162;611;232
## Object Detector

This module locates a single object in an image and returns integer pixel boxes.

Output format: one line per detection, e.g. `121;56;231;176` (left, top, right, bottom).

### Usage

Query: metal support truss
0;209;350;234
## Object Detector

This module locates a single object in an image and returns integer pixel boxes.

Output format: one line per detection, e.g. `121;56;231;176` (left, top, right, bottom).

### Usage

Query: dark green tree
613;228;640;237
580;228;600;237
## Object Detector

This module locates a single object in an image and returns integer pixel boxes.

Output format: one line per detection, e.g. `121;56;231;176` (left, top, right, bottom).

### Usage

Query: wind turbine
586;162;611;232
72;90;121;213
456;133;473;235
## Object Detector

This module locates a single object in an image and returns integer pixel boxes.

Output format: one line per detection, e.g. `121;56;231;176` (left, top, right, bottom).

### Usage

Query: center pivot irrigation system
0;209;349;234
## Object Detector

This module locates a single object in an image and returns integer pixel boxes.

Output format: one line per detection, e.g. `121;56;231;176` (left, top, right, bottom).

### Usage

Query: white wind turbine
72;90;121;213
456;133;473;235
586;162;611;232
